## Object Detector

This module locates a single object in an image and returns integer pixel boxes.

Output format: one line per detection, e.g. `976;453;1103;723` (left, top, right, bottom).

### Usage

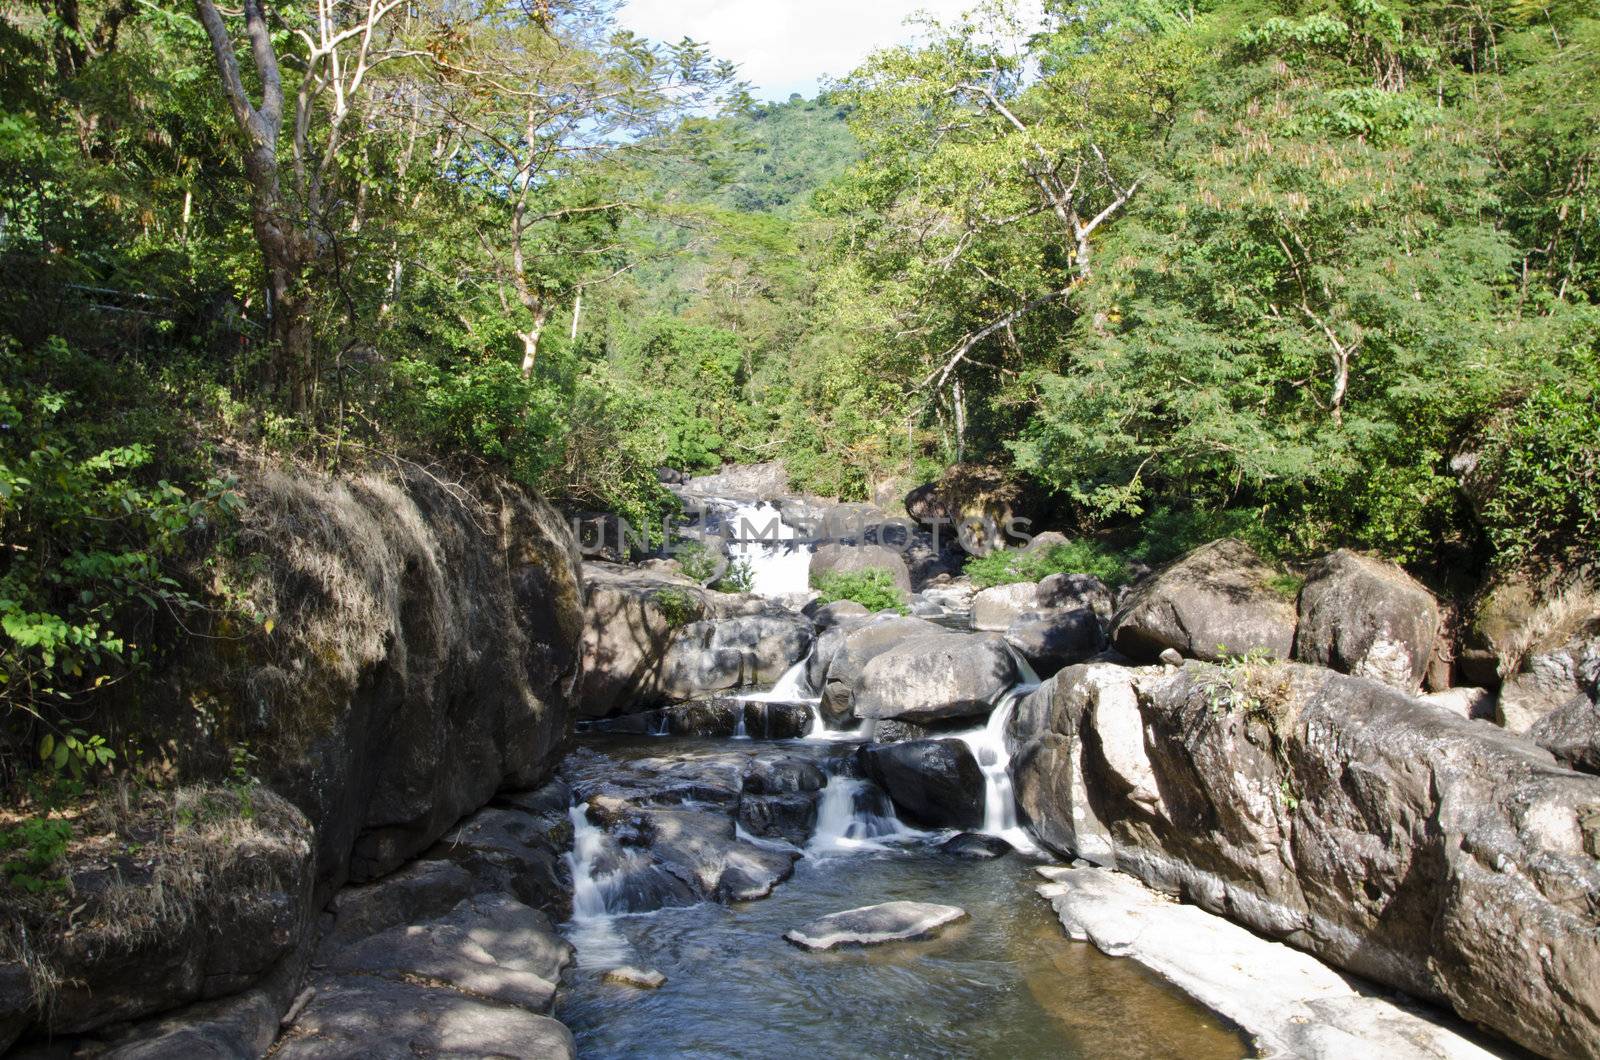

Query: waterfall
953;661;1041;854
806;774;921;855
737;658;816;704
732;707;749;740
564;805;629;968
720;500;814;598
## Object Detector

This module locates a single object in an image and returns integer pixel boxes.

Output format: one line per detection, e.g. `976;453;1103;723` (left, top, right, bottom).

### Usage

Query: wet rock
1531;692;1600;774
1293;549;1439;692
1036;572;1115;626
852;633;1020;723
1005;608;1104;677
1011;660;1600;1059
809;542;913;593
784;901;968;950
589;801;800;905
941;832;1013;859
737;793;819;845
274;976;574;1059
738;701;816;740
819;615;949;724
857;740;984;828
972;582;1039;631
1109;539;1297;663
603;967;667;990
742;757;827;795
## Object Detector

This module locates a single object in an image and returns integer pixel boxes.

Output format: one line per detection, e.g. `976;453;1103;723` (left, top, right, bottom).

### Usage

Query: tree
193;0;414;411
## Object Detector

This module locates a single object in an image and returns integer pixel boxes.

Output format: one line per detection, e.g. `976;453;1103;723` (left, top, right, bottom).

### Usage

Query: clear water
557;736;1247;1060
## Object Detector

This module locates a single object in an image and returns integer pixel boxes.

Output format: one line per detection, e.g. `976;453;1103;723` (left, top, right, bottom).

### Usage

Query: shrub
1477;357;1600;571
812;568;907;613
652;587;701;628
965;540;1131;589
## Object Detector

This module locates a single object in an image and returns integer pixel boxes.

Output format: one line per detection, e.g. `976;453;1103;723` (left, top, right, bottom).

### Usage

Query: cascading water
807;772;921;855
564;805;629;968
718;500;814;598
954;660;1042;854
738;658;815;704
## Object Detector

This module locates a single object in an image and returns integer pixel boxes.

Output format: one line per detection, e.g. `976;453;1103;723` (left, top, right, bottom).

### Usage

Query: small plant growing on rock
965;540;1130;589
812;569;907;614
714;558;755;594
1197;648;1303;809
653;588;700;629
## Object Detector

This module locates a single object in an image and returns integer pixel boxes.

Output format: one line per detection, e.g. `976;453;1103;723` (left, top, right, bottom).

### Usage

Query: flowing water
557;735;1247;1060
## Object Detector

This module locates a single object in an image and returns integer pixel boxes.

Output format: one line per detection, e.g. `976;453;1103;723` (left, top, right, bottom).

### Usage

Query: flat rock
1037;865;1507;1060
273;976;574;1059
783;901;967;950
602;966;667;990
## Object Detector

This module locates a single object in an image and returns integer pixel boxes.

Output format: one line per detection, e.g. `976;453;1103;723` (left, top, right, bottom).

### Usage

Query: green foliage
715;559;755;595
0;817;72;894
389;358;564;485
966;542;1132;589
652;587;701;629
812;569;908;614
1477;355;1600;568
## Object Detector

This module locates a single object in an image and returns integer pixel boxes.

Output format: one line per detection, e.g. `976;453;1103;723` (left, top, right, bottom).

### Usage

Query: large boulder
1497;625;1600;733
852;633;1021;723
1037;572;1115;626
0;787;313;1046
819;615;947;724
660;609;813;701
1109;539;1296;663
809;542;913;593
1005;609;1104;677
676;461;789;502
971;581;1040;631
577;565;705;717
857;740;984;828
1010;660;1600;1059
1293;549;1439;693
1531;693;1600;774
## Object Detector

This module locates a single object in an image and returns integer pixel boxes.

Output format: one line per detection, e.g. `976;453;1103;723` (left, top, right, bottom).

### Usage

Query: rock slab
784;902;968;950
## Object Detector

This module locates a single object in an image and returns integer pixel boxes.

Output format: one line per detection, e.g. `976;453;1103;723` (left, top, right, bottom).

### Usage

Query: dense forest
2;0;1597;780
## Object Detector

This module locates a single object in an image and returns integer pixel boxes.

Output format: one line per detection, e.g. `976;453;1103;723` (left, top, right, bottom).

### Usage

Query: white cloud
617;0;1004;100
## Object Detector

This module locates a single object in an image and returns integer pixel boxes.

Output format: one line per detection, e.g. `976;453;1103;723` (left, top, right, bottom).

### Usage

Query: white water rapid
564;805;629;968
806;774;922;855
721;500;813;598
737;659;815;704
953;663;1041;854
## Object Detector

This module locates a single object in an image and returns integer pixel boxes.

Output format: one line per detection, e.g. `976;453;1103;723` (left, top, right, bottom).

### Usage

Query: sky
616;1;997;101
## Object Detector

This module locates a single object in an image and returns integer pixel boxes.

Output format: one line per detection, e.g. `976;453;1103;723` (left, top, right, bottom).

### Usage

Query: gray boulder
1010;660;1600;1059
940;832;1013;859
741;757;827;795
819;615;947;724
1497;626;1599;733
660;609;814;701
971;581;1040;631
585;797;799;904
737;794;819;845
275;976;574;1059
676;461;789;501
419;805;571;917
1531;692;1600;774
1037;572;1115;626
852;633;1020;723
1110;539;1297;663
805;613;869;693
1021;530;1069;554
805;598;870;629
1293;549;1439;692
809;542;912;593
1005;608;1103;677
784;902;968;950
857;739;984;828
578;565;706;716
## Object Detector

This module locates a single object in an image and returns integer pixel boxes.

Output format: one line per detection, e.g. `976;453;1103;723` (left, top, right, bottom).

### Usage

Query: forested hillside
2;0;1597;786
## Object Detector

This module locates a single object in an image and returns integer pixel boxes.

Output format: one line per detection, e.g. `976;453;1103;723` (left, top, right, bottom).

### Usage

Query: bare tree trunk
519;305;548;378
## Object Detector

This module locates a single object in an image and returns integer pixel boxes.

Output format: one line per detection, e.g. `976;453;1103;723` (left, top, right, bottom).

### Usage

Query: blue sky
616;1;1011;101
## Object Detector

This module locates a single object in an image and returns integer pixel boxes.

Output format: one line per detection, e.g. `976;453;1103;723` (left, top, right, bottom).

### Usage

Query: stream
556;734;1247;1059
